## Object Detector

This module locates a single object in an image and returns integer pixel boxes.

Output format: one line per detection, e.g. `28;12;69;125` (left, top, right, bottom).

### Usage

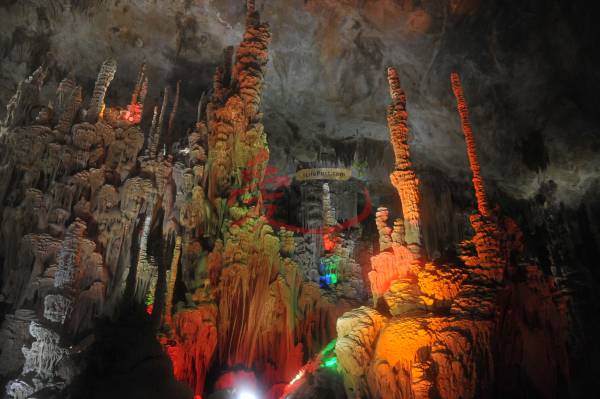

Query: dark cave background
0;0;599;398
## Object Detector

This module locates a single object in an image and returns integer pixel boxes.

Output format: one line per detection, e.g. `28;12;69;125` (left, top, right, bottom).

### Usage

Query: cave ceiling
1;0;599;204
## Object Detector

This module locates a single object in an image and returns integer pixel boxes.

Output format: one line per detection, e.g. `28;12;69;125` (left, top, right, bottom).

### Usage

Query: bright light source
238;390;259;399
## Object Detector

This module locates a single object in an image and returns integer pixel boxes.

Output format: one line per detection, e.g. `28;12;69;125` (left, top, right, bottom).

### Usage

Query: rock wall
0;2;596;399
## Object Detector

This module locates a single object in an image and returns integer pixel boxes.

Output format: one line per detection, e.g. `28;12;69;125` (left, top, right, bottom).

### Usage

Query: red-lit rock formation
157;3;355;396
163;306;218;396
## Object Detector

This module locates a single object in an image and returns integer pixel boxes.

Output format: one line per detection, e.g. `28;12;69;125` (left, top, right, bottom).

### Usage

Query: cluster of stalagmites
0;4;572;399
335;69;571;399
0;55;171;396
0;54;212;396
157;3;365;398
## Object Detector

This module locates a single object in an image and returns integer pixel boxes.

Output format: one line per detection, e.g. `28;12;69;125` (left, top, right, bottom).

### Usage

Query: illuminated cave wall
0;1;599;399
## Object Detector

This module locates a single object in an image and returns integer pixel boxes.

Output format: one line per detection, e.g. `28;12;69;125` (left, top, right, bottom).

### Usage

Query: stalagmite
166;81;181;149
0;5;577;399
375;207;392;251
247;0;256;16
126;63;147;124
386;67;423;256
367;67;425;304
131;63;146;105
87;59;117;123
54;76;76;117
450;72;491;218
147;105;159;155
151;87;169;158
2;66;47;128
0;57;177;398
56;86;82;135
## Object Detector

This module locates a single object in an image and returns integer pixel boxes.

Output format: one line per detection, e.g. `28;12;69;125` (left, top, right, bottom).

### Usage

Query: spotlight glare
238;390;258;399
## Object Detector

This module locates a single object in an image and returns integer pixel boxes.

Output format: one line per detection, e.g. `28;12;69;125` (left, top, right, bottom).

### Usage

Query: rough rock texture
0;2;598;398
386;67;422;255
0;52;182;397
368;67;423;303
335;70;574;399
1;0;598;207
155;3;365;397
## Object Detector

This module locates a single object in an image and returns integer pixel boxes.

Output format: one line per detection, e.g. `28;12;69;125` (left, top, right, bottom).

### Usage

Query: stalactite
450;72;491;218
165;234;182;325
134;214;156;303
87;59;117;123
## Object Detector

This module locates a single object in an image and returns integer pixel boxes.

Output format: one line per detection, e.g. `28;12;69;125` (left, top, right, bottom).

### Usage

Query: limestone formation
334;69;572;399
2;66;47;128
450;72;491;218
0;6;579;399
386;67;423;256
0;60;180;397
86;59;117;123
126;63;147;124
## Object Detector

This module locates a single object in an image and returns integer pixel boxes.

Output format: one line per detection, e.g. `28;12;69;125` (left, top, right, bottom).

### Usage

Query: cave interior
0;1;599;399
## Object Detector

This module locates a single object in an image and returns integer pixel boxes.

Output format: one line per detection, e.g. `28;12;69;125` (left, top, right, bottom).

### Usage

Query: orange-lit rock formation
368;67;422;303
335;69;571;399
451;72;507;282
386;67;422;256
450;72;490;218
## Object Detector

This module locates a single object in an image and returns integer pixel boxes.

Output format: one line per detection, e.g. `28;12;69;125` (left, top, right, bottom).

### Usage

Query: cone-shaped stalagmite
386;67;423;257
147;105;159;156
87;59;117;122
126;63;147;124
451;72;491;218
151;87;170;158
166;81;181;149
56;86;82;135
